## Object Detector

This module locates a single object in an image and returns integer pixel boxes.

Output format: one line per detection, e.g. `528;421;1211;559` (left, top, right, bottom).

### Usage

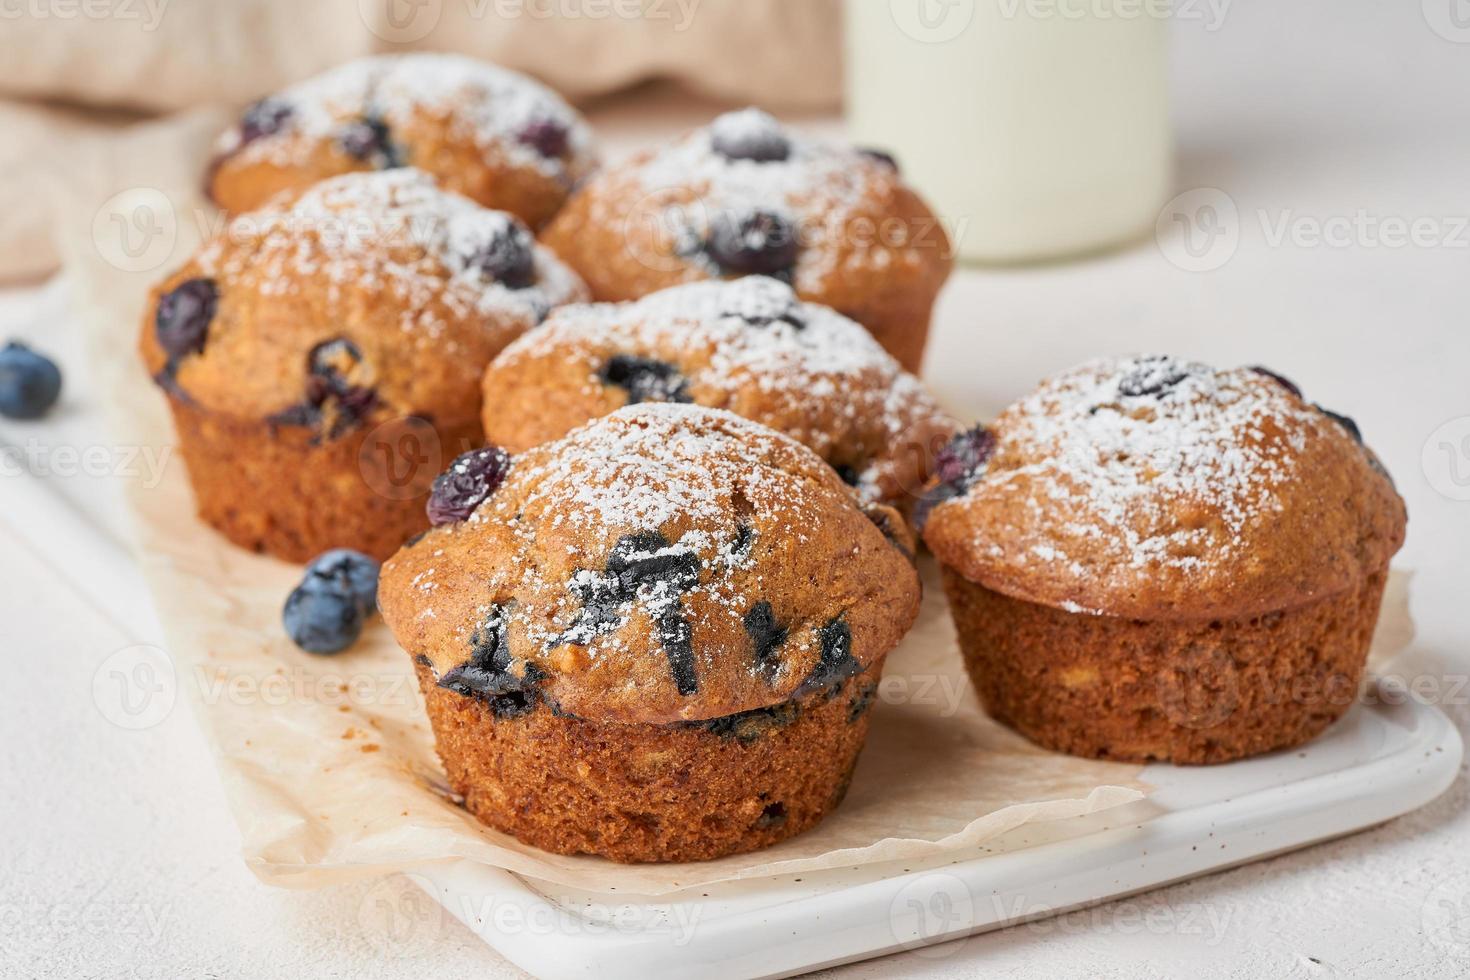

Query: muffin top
208;53;597;226
921;356;1407;621
141;168;586;433
540;108;951;304
378;404;921;725
480;277;956;516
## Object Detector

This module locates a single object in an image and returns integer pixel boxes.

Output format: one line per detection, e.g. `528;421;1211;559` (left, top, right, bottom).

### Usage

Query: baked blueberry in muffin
540;108;953;372
208;53;597;229
139;168;587;562
921;355;1407;764
378;404;922;862
479;277;956;522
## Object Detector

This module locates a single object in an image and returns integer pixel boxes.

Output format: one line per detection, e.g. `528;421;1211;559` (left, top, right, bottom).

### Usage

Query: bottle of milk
845;0;1173;263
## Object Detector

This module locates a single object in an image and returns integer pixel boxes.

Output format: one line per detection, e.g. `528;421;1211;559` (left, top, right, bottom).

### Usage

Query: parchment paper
52;113;1406;899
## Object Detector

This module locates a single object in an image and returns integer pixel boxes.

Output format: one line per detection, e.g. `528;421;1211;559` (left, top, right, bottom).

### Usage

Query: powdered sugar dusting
480;404;827;664
631;110;897;289
504;278;947;497
197;169;583;333
963;355;1326;573
217;53;595;182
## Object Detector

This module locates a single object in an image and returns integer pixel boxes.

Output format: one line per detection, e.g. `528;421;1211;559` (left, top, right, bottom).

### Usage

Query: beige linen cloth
2;0;844;280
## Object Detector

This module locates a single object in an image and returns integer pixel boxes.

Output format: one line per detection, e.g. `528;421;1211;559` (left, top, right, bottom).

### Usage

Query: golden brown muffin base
939;567;1389;765
414;661;882;863
167;397;482;563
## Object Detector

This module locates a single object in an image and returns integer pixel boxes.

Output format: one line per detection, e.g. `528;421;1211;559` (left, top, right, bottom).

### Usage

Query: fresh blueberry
0;342;62;420
707;210;799;277
857;147;900;172
600;354;690;404
519;117;570;158
427;446;513;525
340;115;402;168
283;576;365;654
743;601;788;681
1318;406;1363;443
465;220;536;289
1118;356;1189;398
239;99;292;144
155;278;218;360
1249;365;1303;398
710;109;791;163
304;548;380;616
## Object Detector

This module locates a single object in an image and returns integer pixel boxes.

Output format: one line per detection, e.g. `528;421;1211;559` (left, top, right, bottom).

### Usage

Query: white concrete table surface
3;2;1469;976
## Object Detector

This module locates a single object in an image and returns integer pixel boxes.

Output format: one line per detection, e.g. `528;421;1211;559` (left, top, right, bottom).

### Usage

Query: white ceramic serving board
414;694;1460;979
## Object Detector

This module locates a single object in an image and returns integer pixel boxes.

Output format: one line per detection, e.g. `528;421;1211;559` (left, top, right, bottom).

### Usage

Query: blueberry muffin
480;277;956;524
378;404;922;862
208;53;597;229
921;356;1407;765
139;168;587;562
540;108;953;372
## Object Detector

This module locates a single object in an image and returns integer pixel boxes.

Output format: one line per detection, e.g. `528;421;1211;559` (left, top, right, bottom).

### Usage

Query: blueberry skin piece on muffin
207;53;598;230
138;169;588;563
539;108;952;373
378;404;922;862
479;277;956;527
921;354;1407;765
